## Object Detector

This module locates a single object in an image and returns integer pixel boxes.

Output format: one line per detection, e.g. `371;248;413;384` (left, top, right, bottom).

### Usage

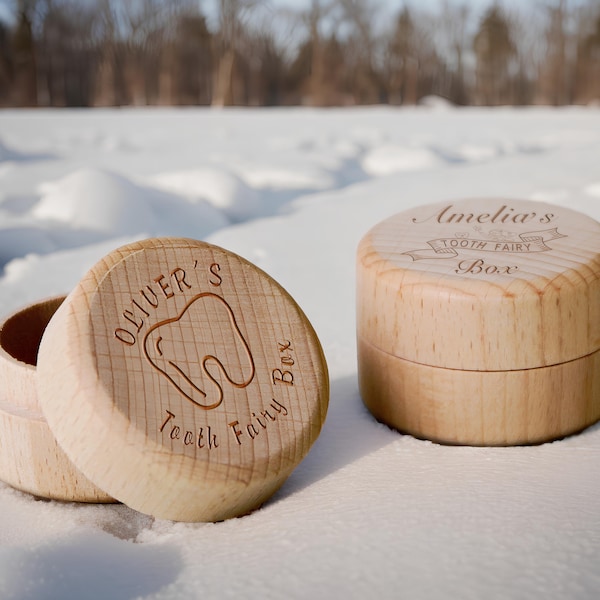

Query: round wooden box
1;238;329;521
0;298;112;502
357;199;600;445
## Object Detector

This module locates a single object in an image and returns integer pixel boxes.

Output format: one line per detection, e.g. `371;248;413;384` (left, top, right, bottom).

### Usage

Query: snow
1;105;600;599
33;167;228;238
361;143;442;175
151;167;260;222
418;94;455;110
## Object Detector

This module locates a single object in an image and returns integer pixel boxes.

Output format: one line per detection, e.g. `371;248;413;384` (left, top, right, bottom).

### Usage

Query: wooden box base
0;298;113;502
358;338;600;446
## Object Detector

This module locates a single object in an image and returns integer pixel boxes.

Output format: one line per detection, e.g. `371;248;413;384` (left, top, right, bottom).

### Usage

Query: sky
0;0;532;27
0;0;593;42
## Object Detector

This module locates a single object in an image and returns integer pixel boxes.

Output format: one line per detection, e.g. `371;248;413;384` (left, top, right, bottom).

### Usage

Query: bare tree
287;0;352;106
12;0;38;105
125;0;168;105
573;3;600;103
2;0;600;108
536;0;574;105
337;0;380;104
37;0;101;107
244;25;289;105
0;19;14;105
213;0;260;106
94;0;129;106
384;5;447;105
473;4;517;105
385;6;419;105
164;9;212;105
305;0;333;105
435;1;470;104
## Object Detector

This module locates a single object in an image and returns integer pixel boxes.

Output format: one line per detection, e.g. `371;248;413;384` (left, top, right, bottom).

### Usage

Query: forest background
0;0;599;108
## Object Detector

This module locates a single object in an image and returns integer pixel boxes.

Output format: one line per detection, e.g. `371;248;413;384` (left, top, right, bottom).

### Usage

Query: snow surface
1;106;600;599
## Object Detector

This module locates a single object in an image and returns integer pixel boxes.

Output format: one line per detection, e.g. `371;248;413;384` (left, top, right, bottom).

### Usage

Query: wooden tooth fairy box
357;199;600;445
0;238;329;521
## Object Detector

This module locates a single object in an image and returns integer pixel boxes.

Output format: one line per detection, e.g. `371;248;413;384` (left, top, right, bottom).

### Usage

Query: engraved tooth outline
143;292;255;410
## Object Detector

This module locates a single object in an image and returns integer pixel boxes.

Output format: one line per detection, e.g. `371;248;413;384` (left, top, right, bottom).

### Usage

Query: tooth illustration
143;293;255;410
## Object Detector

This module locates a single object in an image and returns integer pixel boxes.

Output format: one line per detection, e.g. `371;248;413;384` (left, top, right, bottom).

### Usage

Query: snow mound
362;144;441;176
418;95;454;110
152;167;261;222
34;169;155;234
454;143;500;162
232;163;335;191
584;182;600;198
33;168;228;238
435;142;502;164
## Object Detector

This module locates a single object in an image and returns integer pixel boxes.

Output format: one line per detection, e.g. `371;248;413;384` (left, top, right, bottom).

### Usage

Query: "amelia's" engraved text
412;204;556;225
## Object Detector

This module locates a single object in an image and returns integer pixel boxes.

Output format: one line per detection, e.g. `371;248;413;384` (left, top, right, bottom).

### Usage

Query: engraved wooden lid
37;238;329;521
357;199;600;371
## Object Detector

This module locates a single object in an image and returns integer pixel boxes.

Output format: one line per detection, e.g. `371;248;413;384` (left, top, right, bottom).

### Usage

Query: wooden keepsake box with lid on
357;199;600;446
0;238;329;521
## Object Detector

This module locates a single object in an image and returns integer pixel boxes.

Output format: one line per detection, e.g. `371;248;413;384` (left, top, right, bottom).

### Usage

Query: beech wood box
0;238;329;521
0;297;112;502
357;199;600;445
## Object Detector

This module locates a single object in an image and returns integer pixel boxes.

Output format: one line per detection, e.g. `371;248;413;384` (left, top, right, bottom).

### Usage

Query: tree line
1;0;599;108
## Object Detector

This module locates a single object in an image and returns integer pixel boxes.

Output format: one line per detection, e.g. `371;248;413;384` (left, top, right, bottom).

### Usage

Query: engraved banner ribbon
403;228;566;261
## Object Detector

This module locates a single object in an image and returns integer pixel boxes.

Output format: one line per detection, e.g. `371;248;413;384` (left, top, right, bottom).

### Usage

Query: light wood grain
37;238;329;521
359;339;600;446
0;298;113;501
358;199;600;371
357;199;600;445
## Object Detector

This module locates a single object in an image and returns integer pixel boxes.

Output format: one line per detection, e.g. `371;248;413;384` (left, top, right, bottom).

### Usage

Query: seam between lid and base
358;335;600;373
